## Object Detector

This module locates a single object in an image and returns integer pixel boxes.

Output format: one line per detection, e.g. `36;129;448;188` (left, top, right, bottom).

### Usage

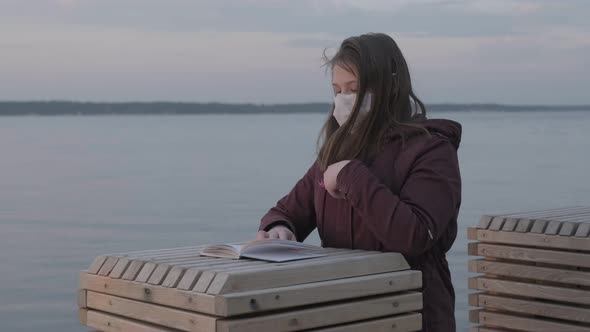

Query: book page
199;243;243;259
228;244;243;252
240;238;319;251
240;241;325;262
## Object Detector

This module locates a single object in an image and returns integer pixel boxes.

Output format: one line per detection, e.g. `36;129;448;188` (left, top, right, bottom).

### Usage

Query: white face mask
333;93;372;126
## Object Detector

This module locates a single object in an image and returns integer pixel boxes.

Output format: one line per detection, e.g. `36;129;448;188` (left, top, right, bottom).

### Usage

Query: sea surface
0;110;589;331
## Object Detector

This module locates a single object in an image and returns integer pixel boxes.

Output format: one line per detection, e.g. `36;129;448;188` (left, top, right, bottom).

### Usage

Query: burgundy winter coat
259;119;462;331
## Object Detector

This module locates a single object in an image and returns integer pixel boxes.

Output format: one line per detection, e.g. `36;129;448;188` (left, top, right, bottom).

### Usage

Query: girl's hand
256;225;296;241
322;160;351;199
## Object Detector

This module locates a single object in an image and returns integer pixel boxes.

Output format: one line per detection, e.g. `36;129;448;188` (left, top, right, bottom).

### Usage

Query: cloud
305;0;543;16
309;0;445;13
0;23;321;73
445;0;543;15
287;36;342;49
3;0;587;39
0;0;588;103
55;0;79;7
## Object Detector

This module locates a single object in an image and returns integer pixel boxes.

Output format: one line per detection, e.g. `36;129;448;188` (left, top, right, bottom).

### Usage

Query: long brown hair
317;33;428;170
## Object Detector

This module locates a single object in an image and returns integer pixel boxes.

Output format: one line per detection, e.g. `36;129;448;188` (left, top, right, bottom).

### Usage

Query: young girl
257;33;461;332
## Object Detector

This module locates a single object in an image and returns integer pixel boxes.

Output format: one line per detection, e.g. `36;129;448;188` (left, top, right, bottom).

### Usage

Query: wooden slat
485;206;583;221
487;207;590;234
553;213;590;222
559;222;577;236
134;255;220;283
494;206;589;221
500;218;518;232
86;291;217;331
139;255;215;267
88;256;108;274
529;220;548;233
216;292;421;332
80;272;217;315
521;214;590;236
122;260;146;280
164;263;225;289
176;259;273;291
98;256;120;276
469;259;590;286
576;223;590;237
544;220;562;235
78;289;87;308
478;215;495;229
207;252;409;295
177;268;204;291
147;264;173;285
135;262;158;283
116;245;204;256
217;270;422;316
488;218;506;231
148;259;218;286
109;257;132;279
516;206;590;220
115;245;209;259
113;249;215;280
468;242;590;268
193;261;268;293
468;277;590;305
514;219;533;233
467;228;590;251
106;247;212;279
85;309;177;332
307;313;421;332
470;310;590;332
470;293;590;324
139;254;216;264
162;266;186;288
193;261;270;293
79;308;88;326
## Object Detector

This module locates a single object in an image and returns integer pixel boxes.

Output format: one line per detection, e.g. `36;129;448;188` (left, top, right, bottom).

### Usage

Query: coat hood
384;118;462;150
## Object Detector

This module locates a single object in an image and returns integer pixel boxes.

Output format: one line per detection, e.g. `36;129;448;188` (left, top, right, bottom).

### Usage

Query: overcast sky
1;0;588;104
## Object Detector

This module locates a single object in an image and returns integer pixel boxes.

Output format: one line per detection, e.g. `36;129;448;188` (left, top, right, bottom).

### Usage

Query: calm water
0;111;589;331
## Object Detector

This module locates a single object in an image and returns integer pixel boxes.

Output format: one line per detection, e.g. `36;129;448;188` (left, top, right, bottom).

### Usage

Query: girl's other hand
323;160;351;199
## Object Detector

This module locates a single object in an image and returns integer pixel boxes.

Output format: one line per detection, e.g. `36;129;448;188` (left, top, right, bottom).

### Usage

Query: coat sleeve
336;137;461;256
259;163;318;242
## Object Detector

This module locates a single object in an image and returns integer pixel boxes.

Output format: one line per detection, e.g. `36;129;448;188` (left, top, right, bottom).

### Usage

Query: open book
199;239;326;262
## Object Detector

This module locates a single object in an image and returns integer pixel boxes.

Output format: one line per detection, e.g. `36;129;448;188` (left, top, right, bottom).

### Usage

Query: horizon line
1;100;590;108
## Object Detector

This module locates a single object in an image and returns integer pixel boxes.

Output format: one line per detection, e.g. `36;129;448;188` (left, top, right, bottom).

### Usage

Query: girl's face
332;64;358;96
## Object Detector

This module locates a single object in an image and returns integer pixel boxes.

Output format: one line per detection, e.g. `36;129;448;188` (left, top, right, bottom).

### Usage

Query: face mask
333;93;372;126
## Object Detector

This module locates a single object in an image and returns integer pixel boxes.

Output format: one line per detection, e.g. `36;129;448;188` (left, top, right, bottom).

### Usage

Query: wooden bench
468;206;590;332
78;245;423;331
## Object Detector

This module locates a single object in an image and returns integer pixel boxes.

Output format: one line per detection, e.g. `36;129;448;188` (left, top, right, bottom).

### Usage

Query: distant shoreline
1;101;589;116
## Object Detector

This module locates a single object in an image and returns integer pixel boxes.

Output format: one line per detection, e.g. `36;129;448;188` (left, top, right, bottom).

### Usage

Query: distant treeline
0;101;589;115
